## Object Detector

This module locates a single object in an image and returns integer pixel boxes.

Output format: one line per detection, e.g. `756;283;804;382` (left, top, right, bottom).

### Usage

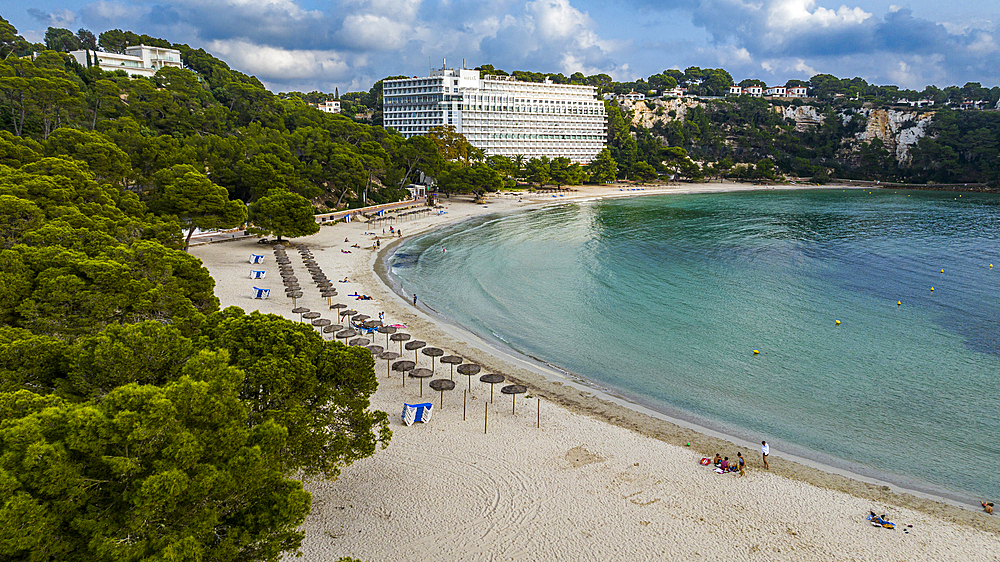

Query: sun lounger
402;403;433;426
252;287;270;299
250;254;264;264
250;270;266;279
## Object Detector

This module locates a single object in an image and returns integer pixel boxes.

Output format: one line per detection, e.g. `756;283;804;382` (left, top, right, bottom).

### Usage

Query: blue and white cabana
401;403;433;426
252;287;270;299
250;270;266;279
249;254;264;264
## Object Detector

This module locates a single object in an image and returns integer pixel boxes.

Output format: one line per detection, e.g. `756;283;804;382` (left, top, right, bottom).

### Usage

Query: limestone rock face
621;98;705;128
777;105;825;132
617;97;932;166
856;109;934;164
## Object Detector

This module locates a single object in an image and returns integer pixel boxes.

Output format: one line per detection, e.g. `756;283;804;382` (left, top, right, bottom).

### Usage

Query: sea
387;188;1000;506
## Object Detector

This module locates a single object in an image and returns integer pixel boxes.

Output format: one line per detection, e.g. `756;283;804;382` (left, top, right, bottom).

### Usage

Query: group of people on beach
710;452;746;476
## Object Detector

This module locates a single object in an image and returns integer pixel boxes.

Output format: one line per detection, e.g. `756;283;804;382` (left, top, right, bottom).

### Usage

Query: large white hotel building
383;65;607;163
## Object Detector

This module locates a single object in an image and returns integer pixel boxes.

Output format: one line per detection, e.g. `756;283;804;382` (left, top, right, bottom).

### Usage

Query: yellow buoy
930;287;934;291
753;350;759;355
897;301;901;306
941;269;944;273
835;320;841;325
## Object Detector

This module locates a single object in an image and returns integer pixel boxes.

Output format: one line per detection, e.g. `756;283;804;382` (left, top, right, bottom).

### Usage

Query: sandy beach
192;181;1000;561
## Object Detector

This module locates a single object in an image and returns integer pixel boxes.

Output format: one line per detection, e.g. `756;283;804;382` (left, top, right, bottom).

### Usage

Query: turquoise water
389;189;1000;504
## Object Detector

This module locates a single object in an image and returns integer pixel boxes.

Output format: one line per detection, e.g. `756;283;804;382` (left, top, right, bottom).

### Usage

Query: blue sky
4;0;998;94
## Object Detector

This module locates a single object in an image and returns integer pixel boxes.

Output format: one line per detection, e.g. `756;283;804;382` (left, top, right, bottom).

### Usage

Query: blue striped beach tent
252;287;270;299
250;270;266;279
250;254;264;264
378;209;385;216
344;214;352;223
401;402;433;426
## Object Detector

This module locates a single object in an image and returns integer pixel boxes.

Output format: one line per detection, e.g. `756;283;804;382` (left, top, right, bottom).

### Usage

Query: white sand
192;182;1000;561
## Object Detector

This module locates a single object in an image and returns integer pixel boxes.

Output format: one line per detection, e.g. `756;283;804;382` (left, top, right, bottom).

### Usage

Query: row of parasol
273;243;530;421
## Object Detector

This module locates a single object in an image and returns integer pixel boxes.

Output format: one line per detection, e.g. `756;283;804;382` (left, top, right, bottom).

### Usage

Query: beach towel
402;403;433;426
250;270;266;279
249;254;264;264
252;287;270;299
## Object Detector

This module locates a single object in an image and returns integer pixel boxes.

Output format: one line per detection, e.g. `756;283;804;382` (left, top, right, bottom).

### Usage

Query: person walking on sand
737;452;745;477
761;441;770;470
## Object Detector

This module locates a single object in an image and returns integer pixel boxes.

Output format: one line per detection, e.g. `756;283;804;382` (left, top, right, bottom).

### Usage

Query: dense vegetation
0;17;393;561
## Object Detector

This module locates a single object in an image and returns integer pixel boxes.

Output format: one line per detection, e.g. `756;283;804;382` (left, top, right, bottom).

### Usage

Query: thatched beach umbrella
390;332;410;355
404;340;426;364
291;307;309;322
322;324;342;340
479;373;505;403
501;384;527;415
321;288;338;306
408;368;433;397
440;355;463;380
421;347;444;374
366;344;384;355
457;363;481;391
335;328;357;344
378;325;397;348
378;351;400;377
287;291;303;307
392;360;415;387
312;318;331;331
302;311;321;324
330;303;347;315
342;309;358;324
281;275;298;283
348;337;370;347
429;378;456;410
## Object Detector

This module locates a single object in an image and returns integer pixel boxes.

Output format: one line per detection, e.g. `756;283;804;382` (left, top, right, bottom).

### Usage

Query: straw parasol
282;276;298;283
287;291;303;307
429;378;456;409
311;318;331;331
390;332;411;355
404;340;426;364
456;363;481;391
291;307;309;322
366;344;384;355
378;351;400;377
479;373;505;403
408;368;433;397
335;328;357;343
421;347;444;374
378;325;397;348
348;337;371;347
440;355;463;380
342;309;358;324
302;311;321;323
392;360;415;387
322;324;342;339
501;384;527;414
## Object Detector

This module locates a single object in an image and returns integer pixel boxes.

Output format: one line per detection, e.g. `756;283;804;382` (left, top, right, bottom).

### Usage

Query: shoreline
192;180;1000;560
374;184;995;518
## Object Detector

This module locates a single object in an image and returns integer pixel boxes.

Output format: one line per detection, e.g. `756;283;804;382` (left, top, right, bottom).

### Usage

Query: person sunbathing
984;501;994;514
341;249;351;253
340;277;349;282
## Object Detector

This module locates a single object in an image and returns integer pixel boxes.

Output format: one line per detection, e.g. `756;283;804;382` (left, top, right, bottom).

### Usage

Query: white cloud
207;39;352;81
766;0;871;32
338;14;417;50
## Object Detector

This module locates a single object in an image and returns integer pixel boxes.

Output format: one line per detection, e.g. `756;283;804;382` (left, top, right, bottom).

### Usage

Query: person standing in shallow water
413;294;417;306
761;441;769;470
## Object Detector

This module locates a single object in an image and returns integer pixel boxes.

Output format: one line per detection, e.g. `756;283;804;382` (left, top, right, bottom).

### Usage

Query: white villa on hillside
383;64;607;163
317;100;341;113
69;45;183;78
730;84;807;98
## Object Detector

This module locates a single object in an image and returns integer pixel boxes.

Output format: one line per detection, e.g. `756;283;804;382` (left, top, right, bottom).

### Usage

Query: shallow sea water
389;189;1000;504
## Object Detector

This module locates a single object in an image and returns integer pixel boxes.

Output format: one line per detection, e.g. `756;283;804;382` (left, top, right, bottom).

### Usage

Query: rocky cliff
620;98;934;165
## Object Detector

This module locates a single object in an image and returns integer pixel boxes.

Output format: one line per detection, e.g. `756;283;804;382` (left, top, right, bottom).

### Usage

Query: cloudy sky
5;0;998;94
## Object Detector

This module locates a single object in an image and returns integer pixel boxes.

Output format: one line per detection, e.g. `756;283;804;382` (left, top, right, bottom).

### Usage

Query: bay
389;188;1000;504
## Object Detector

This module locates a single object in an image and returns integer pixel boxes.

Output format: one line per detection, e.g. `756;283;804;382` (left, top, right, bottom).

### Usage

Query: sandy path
192;182;1000;561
